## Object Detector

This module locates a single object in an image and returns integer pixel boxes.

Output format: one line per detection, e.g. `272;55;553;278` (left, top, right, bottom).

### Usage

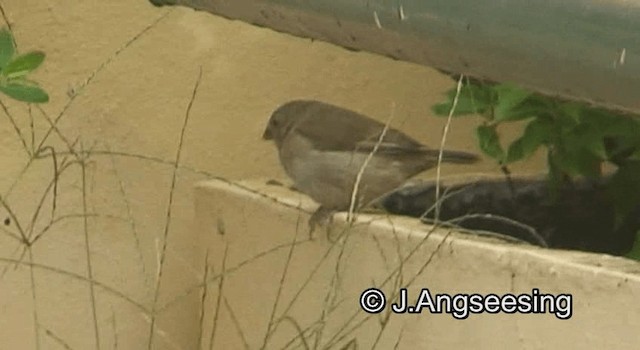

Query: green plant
0;28;48;103
432;77;640;257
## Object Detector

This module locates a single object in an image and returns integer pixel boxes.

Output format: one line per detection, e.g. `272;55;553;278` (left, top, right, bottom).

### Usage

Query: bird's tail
424;149;480;164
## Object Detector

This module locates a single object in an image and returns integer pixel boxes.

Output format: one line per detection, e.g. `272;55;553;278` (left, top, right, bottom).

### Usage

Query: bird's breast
277;133;425;209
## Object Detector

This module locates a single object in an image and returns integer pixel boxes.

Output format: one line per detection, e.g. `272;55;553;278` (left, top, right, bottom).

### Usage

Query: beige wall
0;1;544;349
196;178;640;350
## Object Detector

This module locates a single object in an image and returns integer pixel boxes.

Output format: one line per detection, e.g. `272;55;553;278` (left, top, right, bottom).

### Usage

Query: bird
262;99;479;230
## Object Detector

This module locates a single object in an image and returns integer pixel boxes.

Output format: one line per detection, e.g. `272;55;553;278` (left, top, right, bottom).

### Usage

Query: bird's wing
294;101;427;154
355;134;430;155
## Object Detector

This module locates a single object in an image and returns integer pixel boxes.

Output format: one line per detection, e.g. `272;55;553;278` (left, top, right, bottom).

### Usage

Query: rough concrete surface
196;179;640;350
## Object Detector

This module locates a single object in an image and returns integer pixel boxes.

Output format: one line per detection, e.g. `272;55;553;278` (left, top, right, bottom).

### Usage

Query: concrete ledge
195;178;640;349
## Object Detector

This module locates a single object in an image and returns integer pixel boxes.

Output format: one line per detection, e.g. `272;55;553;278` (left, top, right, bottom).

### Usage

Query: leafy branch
0;28;48;103
432;77;640;255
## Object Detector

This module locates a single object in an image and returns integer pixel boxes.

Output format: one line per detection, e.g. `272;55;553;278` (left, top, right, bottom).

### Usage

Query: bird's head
263;100;312;145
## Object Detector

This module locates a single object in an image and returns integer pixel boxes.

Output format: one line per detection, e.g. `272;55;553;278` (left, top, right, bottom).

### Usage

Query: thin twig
149;66;203;349
266;228;348;339
0;256;149;313
36;10;172;151
31;213;99;246
111;307;119;350
280;316;312;350
0;194;28;243
105;143;150;288
208;244;228;350
324;227;453;349
260;216;303;349
314;224;354;350
35;106;79;157
3;157;34;199
29;104;35;154
0;3;16;49
198;250;211;350
158;239;311;314
24;151;71;241
81;156;101;350
348;103;395;221
0;99;30;156
322;223;441;349
223;296;251;350
27;248;41;350
0;223;22;242
43;327;73;350
434;75;465;222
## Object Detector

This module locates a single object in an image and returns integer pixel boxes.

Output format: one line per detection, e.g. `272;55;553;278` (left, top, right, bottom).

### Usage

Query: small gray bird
263;100;479;228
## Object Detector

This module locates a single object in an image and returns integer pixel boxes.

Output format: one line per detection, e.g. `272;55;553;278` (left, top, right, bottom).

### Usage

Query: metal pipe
152;0;640;114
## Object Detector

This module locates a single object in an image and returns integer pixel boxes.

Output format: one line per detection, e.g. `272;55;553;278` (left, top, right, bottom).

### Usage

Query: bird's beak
262;127;273;140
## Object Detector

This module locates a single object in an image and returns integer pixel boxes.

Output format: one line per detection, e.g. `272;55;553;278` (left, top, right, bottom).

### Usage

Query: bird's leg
308;206;335;239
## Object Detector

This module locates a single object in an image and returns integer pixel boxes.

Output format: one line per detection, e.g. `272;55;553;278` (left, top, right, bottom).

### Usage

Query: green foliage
433;77;640;257
0;28;48;103
0;29;15;68
626;232;640;260
476;124;504;160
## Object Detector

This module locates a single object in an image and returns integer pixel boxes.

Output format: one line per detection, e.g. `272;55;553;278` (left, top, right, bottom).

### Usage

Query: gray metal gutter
152;0;640;114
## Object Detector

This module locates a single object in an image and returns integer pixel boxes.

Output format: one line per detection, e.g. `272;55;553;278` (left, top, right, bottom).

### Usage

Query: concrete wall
0;0;571;349
195;179;640;350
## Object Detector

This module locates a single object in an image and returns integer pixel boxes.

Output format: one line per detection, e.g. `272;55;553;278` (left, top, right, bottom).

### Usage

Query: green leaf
608;161;640;228
557;101;584;122
505;118;554;163
493;84;534;122
0;28;14;69
2;51;45;78
601;112;640;135
625;231;640;261
0;81;49;103
432;101;471;117
546;151;569;200
598;114;640;163
627;149;640;161
567;123;607;160
505;139;526;164
432;83;495;117
476;125;505;161
554;106;582;130
553;142;602;178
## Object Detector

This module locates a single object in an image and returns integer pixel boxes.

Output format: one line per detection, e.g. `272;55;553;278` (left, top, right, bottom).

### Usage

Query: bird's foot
308;206;335;239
